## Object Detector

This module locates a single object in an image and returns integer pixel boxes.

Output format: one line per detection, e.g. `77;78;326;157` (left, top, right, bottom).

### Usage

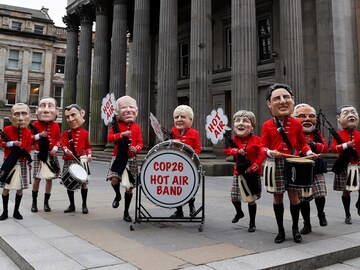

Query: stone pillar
90;1;110;150
0;46;6;103
63;14;79;130
43;49;53;97
231;0;257;115
109;0;128;98
279;0;305;104
190;0;212;155
76;5;94;130
129;0;151;146
20;48;30;104
156;0;178;131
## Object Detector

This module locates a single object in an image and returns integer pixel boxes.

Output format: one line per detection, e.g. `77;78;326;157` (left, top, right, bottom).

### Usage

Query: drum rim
68;163;88;181
140;148;200;208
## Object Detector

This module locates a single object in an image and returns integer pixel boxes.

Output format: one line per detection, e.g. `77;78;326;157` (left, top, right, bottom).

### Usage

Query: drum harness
274;117;295;156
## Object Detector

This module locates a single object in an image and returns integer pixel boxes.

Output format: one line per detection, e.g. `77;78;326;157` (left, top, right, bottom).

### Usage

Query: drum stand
130;170;205;232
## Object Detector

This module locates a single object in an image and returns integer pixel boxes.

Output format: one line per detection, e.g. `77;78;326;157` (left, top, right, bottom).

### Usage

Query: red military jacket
62;127;92;160
2;125;32;161
224;134;264;174
303;131;328;154
171;127;201;155
331;129;360;164
32;121;61;151
108;121;143;157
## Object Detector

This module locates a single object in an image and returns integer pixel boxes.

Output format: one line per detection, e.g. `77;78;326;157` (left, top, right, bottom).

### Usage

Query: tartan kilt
300;173;327;201
269;157;299;194
106;156;139;185
61;159;89;186
0;161;29;189
333;169;347;191
231;174;262;201
33;152;61;179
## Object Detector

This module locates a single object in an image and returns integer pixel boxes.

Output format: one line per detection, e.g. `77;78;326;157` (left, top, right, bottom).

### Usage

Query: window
55;56;65;74
225;27;232;68
29;84;40;106
179;41;189;78
34;25;44;34
6;82;17;105
32;52;42;71
11;21;22;31
257;17;272;62
53;85;63;108
8;49;20;69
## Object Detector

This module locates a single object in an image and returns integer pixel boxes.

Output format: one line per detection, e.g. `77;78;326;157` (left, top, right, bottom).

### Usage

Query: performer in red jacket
0;103;32;220
62;104;92;214
260;83;316;244
31;97;61;213
224;110;264;232
170;105;201;218
293;103;329;234
331;105;360;224
107;96;143;222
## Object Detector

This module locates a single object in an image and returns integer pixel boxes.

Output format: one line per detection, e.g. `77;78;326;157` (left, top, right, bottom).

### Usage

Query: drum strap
274;117;295;155
68;130;79;159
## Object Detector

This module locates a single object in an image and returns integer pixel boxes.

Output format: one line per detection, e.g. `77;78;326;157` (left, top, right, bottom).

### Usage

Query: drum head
140;147;200;208
69;163;88;181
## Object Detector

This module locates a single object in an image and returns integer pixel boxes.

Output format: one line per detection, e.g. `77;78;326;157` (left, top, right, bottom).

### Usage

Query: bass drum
140;140;201;208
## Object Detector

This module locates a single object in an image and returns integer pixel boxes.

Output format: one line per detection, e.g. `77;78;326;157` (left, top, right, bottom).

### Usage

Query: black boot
315;197;327;226
300;201;312;234
290;203;302;243
0;194;9;221
123;192;133;222
342;196;352;224
13;194;23;220
111;183;121;208
188;197;196;216
170;206;184;218
273;203;285;243
81;188;88;214
31;191;38;212
64;190;75;213
248;204;257;232
44;193;51;212
232;201;244;223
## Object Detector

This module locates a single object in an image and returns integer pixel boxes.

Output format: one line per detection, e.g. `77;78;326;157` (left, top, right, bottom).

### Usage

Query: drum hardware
346;164;359;191
61;163;88;191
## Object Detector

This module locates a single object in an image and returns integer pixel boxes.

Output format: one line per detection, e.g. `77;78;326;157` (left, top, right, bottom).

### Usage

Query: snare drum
263;158;276;192
346;164;359;191
140;140;202;208
284;158;314;188
62;163;88;191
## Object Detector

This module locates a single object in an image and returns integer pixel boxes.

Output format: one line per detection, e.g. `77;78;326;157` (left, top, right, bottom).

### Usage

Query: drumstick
69;152;81;164
280;153;299;158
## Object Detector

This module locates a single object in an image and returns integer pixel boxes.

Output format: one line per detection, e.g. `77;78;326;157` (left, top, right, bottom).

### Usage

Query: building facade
0;4;67;129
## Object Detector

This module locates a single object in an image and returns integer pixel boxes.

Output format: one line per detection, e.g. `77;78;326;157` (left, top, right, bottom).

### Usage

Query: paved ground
1;153;360;269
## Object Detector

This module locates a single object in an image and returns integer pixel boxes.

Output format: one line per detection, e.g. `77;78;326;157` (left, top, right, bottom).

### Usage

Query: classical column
43;49;53;97
190;0;212;154
20;48;30;104
63;14;79;131
76;5;94;130
129;0;151;146
279;0;305;104
231;0;257;114
156;0;178;131
109;0;128;98
90;1;110;150
0;46;6;103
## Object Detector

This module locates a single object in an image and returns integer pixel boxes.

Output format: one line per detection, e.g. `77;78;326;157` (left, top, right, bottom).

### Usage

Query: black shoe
112;195;121;208
275;230;285;244
44;203;51;212
123;214;132;222
0;212;8;221
189;206;196;216
82;205;88;214
31;202;38;213
345;215;352;224
318;212;328;226
13;211;23;220
248;223;256;233
300;223;312;235
170;210;184;218
231;212;244;223
292;228;302;243
64;205;75;213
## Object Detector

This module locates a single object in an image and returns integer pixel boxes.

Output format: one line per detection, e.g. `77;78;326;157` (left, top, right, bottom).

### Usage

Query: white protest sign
101;93;117;126
205;108;231;144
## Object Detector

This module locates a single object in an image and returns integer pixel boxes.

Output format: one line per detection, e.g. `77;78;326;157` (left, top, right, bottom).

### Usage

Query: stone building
64;0;360;154
0;4;67;129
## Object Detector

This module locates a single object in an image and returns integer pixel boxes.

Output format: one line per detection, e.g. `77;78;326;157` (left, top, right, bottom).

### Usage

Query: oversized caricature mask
173;105;194;131
36;98;58;122
337;106;359;130
295;106;317;133
9;103;31;129
64;104;85;130
117;96;138;124
266;88;294;117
